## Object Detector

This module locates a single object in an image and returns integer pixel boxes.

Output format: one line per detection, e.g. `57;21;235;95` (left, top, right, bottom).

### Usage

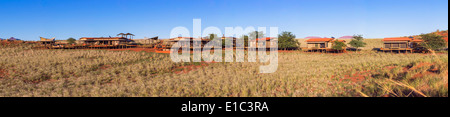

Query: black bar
0;97;446;116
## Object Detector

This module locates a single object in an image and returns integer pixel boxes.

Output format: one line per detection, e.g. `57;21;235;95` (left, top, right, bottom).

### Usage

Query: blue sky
0;0;448;40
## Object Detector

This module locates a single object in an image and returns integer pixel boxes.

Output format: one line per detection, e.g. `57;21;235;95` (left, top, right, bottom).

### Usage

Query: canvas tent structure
38;37;71;49
7;37;21;41
380;37;423;53
77;37;138;49
79;37;129;46
39;37;56;45
144;36;160;44
161;37;210;49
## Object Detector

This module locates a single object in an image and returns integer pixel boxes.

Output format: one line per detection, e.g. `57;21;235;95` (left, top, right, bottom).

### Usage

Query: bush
420;33;446;51
278;31;299;50
348;35;366;50
67;38;76;44
332;40;346;50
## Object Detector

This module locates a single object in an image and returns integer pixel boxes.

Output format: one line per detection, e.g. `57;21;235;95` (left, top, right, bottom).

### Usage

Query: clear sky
0;0;448;40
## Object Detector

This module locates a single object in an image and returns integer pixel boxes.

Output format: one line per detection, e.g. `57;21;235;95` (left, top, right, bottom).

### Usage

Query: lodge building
304;38;346;52
79;37;129;45
380;37;423;53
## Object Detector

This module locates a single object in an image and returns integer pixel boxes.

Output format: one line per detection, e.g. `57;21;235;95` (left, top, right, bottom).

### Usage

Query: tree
208;33;219;44
207;34;221;48
419;33;446;55
277;31;299;50
67;38;76;44
248;31;265;48
332;40;347;51
221;37;234;48
242;35;249;47
248;31;265;39
208;33;217;40
235;35;249;47
348;34;366;51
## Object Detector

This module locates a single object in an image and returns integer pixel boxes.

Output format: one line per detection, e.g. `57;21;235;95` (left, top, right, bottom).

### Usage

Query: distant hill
409;29;448;42
304;36;323;39
432;29;448;42
338;36;353;39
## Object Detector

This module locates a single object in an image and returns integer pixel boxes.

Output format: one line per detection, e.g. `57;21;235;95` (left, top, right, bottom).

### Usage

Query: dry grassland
0;44;447;97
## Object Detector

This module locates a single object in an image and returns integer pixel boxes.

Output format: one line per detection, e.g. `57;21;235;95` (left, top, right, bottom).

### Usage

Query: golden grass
0;44;447;97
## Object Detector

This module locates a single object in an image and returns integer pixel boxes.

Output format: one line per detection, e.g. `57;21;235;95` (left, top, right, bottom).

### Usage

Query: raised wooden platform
379;48;413;53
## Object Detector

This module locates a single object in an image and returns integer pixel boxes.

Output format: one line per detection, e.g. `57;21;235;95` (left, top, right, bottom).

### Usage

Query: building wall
132;39;160;44
383;42;409;49
306;42;329;49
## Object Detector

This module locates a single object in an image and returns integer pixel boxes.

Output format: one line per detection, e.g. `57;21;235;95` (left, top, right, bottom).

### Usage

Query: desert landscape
0;0;448;98
0;37;447;97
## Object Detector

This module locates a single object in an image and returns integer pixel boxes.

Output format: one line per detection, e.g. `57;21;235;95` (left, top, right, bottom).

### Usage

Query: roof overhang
383;41;410;43
382;37;412;42
305;38;334;42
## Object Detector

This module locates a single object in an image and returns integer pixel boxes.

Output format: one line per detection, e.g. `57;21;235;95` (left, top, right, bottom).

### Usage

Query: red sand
0;69;7;78
155;50;172;54
408;62;433;71
334;62;442;84
99;65;112;70
333;70;372;83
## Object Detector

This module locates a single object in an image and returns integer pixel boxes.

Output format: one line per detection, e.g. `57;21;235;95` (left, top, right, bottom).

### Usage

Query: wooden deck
379;48;413;53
